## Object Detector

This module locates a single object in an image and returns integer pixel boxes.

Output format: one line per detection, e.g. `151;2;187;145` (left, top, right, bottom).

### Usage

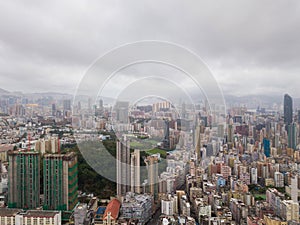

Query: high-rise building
145;155;159;201
66;154;79;205
161;120;171;150
291;175;298;203
52;103;56;116
63;99;71;111
274;172;284;188
116;138;131;197
13;104;26;117
35;137;59;155
263;138;271;158
130;149;140;194
181;102;186;119
251;168;257;184
115;101;129;123
284;94;293;127
288;122;298;150
195;125;201;163
99;99;104;111
274;133;280;149
280;200;299;222
227;124;234;143
43;152;78;211
88;98;92;111
8;151;40;209
218;123;225;138
161;195;178;216
220;165;231;180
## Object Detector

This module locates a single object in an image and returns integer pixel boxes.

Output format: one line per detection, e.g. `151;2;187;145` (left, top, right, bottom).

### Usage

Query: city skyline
1;89;300;224
3;86;300;111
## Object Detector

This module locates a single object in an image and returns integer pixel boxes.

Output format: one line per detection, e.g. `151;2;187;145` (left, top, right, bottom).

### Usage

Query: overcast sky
0;0;300;97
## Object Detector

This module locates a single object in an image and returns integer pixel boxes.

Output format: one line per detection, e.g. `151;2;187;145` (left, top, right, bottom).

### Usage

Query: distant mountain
225;94;300;110
225;94;282;104
1;86;300;110
0;88;10;95
31;92;72;96
25;92;73;99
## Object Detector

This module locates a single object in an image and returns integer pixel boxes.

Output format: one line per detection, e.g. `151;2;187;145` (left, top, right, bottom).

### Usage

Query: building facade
116;138;131;197
43;152;78;211
8;151;40;209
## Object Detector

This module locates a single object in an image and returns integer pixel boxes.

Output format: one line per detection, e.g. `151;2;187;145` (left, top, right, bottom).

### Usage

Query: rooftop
0;144;14;152
0;208;22;217
23;210;60;218
103;199;120;220
8;150;39;155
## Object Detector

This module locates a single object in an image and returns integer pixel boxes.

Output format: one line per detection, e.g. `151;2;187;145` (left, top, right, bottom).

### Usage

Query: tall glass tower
284;94;293;128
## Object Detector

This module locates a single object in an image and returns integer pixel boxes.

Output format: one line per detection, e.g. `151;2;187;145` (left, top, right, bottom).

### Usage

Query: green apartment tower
8;151;40;209
43;152;78;211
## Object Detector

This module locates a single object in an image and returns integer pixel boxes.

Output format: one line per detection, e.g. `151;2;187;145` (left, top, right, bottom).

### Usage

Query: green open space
146;148;167;158
254;194;266;200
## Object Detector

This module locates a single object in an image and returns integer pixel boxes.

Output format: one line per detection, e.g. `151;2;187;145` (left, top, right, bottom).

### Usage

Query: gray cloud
0;0;300;96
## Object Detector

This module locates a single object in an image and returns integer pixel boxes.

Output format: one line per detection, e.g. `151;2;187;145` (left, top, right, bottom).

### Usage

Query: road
146;207;161;225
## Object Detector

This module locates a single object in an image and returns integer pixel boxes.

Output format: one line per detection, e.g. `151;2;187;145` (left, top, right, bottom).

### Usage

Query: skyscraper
61;152;78;211
145;155;159;201
8;151;40;209
52;103;56;116
227;124;234;143
291;175;298;203
162;120;170;149
63;99;71;111
99;99;104;111
217;123;225;138
88;97;92;111
43;152;78;211
284;94;293;127
288;122;298;150
115;101;129;123
130;149;140;194
251;168;257;184
263;138;271;158
195;124;201;164
274;172;284;188
116;138;131;197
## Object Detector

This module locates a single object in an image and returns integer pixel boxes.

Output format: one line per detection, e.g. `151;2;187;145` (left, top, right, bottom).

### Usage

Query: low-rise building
120;192;153;225
0;209;61;225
